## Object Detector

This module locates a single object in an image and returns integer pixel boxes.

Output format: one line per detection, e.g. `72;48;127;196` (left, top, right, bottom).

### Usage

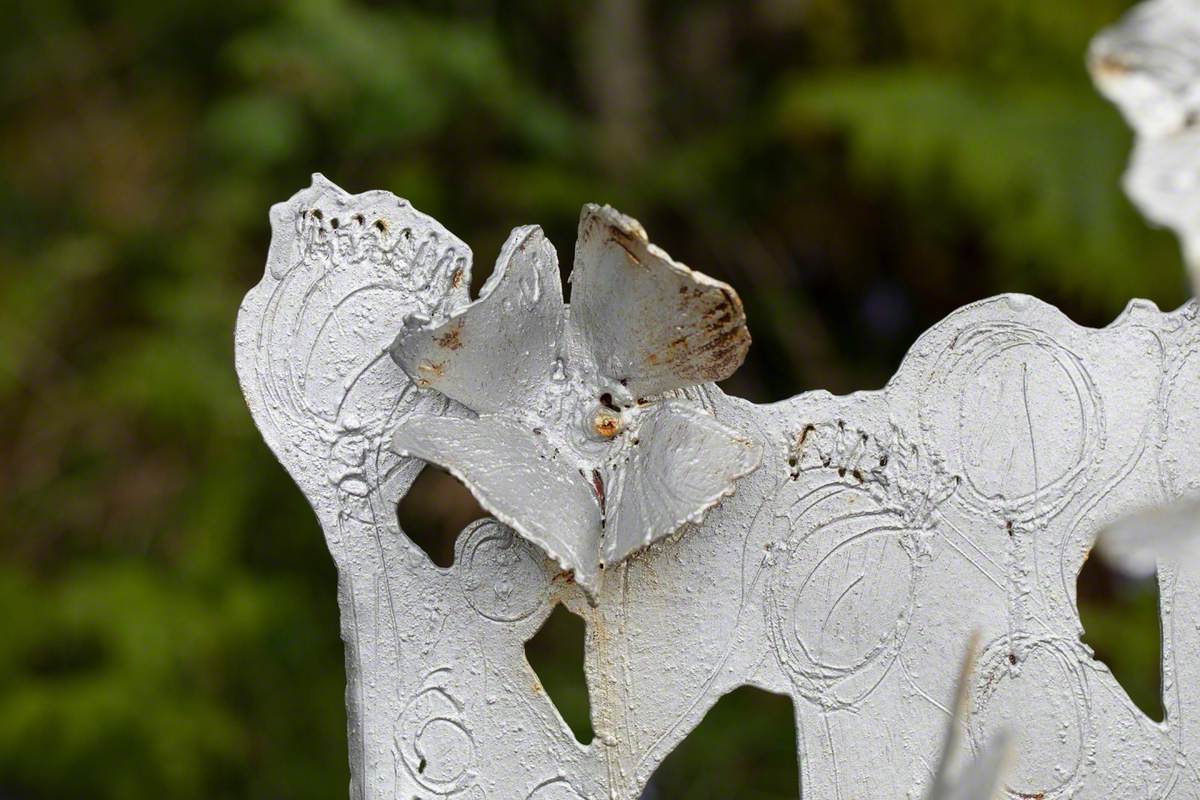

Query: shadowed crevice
396;464;488;568
642;686;798;800
524;603;595;745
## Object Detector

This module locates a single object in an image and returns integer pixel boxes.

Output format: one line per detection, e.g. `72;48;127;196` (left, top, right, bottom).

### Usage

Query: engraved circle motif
397;676;477;794
766;483;918;709
415;718;474;784
968;635;1094;799
526;778;588;799
923;323;1103;522
460;519;550;622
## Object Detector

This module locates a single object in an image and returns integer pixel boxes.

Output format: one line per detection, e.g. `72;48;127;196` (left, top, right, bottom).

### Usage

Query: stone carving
237;173;1199;798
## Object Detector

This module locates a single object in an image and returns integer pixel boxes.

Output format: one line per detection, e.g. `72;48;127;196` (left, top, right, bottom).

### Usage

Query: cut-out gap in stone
642;686;797;799
524;603;594;745
1077;546;1164;722
396;464;488;568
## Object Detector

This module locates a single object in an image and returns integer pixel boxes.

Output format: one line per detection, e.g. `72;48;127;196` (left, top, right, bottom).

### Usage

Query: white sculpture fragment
237;173;1200;799
1090;0;1200;291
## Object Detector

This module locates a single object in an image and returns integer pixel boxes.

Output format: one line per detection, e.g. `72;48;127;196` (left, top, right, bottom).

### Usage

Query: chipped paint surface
1090;0;1200;291
237;176;1200;799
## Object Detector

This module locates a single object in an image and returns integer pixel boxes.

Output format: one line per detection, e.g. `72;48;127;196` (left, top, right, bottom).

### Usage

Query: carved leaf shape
569;204;751;398
391;413;603;591
601;401;762;567
239;173;472;499
390;226;564;413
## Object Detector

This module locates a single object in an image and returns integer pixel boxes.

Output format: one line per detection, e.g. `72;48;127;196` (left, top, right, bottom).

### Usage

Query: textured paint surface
236;176;1200;799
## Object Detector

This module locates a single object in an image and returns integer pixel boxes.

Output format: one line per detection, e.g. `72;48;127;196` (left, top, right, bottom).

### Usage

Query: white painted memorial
235;4;1200;797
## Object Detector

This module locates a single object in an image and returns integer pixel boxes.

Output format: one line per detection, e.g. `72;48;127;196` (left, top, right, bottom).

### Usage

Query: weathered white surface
237;175;1200;799
1091;0;1200;291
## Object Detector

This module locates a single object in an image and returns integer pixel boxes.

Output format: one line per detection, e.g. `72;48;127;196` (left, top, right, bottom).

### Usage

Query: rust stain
593;413;621;439
1092;55;1129;77
607;226;644;266
613;238;642;265
660;282;751;379
591;468;606;516
417;359;446;379
797;423;815;451
450;267;465;289
435;320;464;351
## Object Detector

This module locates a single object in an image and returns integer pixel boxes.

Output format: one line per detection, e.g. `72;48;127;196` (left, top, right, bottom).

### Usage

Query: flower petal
601;401;761;567
926;636;1012;800
929;732;1010;800
1124;132;1200;286
392;413;603;591
390;225;564;413
1089;0;1200;138
1096;495;1200;578
569;205;751;398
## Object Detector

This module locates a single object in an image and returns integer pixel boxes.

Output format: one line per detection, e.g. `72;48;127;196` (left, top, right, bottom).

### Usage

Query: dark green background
0;0;1176;797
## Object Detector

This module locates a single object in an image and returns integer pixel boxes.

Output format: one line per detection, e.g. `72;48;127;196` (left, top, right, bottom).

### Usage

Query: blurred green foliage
0;0;1181;797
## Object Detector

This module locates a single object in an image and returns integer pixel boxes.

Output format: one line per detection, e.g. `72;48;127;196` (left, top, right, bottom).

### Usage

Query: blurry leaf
205;93;307;164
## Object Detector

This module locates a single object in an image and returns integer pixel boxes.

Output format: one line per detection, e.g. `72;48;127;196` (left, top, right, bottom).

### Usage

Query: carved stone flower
389;205;762;593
